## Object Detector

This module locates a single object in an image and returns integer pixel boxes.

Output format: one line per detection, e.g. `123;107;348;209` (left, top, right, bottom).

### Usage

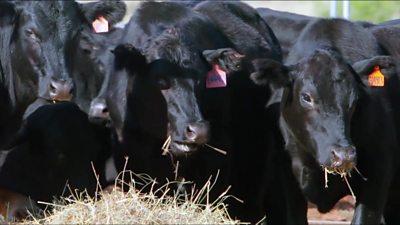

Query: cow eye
181;59;191;67
26;29;40;42
300;93;313;104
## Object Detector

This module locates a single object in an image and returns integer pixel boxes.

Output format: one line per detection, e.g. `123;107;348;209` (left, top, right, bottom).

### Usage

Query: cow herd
0;0;400;224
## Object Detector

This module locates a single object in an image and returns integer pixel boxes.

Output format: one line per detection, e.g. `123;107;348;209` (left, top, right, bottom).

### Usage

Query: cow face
140;29;212;156
148;60;210;156
0;1;125;107
251;50;360;173
107;43;208;156
74;28;124;115
5;1;82;103
75;1;126;114
251;49;395;174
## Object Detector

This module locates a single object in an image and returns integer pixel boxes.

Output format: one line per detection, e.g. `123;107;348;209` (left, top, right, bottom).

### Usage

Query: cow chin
321;159;356;176
49;96;73;103
323;164;355;176
169;142;200;157
38;94;72;103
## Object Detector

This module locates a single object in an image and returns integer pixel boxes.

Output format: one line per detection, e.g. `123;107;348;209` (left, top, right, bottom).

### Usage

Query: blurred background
122;1;399;24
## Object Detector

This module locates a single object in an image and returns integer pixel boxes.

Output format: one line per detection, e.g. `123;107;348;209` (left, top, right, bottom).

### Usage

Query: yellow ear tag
368;66;385;87
92;16;109;33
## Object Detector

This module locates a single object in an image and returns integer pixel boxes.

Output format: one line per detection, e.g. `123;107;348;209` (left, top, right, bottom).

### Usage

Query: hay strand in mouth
162;136;172;155
323;167;357;203
324;168;328;188
343;175;356;203
354;166;368;181
205;144;227;155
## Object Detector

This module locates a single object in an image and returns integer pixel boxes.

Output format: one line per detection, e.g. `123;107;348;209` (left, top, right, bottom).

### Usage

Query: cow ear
352;56;396;86
112;43;148;75
0;2;17;26
202;48;245;73
250;58;290;88
80;0;127;26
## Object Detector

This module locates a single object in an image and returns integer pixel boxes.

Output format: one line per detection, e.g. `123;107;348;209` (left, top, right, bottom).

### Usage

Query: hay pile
21;173;241;224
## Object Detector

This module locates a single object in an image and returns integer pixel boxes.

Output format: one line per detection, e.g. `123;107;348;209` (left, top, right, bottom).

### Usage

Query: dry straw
19;169;242;225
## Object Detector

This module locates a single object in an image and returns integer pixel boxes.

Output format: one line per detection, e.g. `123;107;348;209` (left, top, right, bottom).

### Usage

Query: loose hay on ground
21;174;241;224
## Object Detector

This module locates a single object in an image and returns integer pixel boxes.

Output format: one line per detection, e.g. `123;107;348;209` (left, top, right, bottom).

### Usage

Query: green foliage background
316;1;399;23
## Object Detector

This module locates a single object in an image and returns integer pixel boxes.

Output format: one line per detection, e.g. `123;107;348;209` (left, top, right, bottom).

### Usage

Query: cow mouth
38;96;72;103
88;117;111;127
322;166;352;177
322;159;355;176
169;141;200;156
50;97;72;103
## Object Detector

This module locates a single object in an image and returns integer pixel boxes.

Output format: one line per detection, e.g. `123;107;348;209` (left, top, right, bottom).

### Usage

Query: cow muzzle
168;121;210;156
49;78;74;102
326;145;357;173
88;98;110;124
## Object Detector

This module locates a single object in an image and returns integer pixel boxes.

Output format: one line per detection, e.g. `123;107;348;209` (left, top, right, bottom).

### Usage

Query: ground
307;195;354;225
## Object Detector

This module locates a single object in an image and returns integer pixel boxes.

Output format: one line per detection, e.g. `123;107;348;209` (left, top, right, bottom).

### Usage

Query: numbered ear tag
206;64;227;88
92;16;109;33
368;65;385;87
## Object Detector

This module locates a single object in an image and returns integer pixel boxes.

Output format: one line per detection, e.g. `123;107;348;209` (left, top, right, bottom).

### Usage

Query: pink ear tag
206;64;227;88
92;16;109;33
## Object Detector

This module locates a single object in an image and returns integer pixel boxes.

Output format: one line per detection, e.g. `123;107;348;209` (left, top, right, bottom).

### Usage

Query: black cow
91;1;238;168
193;1;307;224
0;0;124;148
369;23;400;224
0;102;111;221
251;18;398;224
88;2;251;214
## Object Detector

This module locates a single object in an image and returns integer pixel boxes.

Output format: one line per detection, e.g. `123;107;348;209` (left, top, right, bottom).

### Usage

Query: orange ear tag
206;64;227;88
368;66;385;87
92;16;109;33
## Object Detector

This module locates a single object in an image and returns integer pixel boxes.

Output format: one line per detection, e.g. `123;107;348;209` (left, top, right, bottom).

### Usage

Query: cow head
251;49;396;174
74;0;126;114
0;1;82;104
108;43;209;156
83;28;124;122
141;28;244;156
0;1;125;108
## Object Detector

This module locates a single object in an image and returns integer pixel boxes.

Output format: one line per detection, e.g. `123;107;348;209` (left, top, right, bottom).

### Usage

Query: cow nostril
186;125;195;134
331;150;340;162
49;83;57;93
102;107;108;114
185;125;198;140
330;146;356;170
185;122;209;144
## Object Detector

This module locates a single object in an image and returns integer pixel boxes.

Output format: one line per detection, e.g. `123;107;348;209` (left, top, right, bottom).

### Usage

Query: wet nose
330;145;357;171
184;121;209;144
88;98;109;122
49;78;73;101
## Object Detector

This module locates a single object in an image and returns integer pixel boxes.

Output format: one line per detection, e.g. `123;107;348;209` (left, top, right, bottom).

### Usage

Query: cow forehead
26;1;83;39
297;51;352;83
293;52;358;102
